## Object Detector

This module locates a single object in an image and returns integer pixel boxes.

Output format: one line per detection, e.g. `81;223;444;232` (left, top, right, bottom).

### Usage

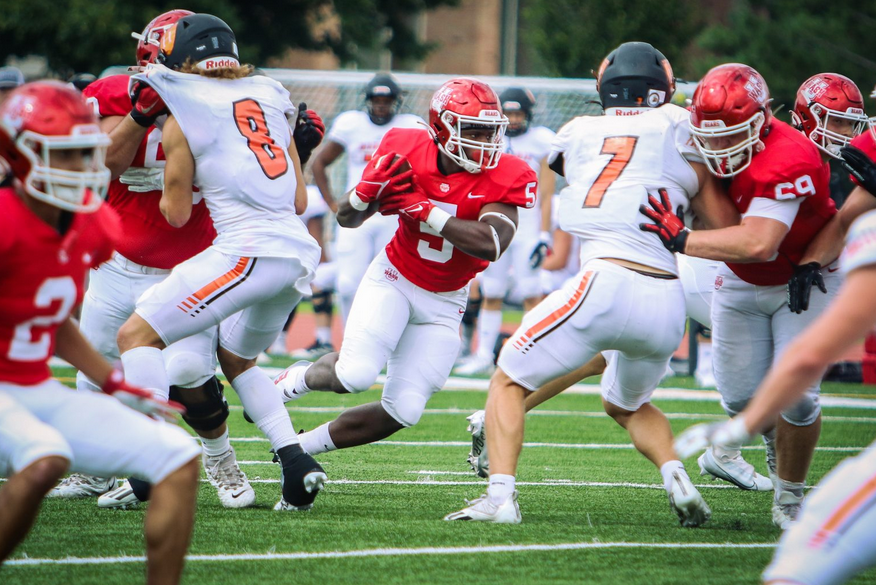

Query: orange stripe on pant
516;270;593;346
811;470;876;546
190;257;252;303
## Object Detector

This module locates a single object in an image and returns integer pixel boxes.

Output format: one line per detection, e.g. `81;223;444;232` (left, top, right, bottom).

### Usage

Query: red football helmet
428;78;508;174
791;73;867;159
132;9;194;68
0;81;110;212
690;64;772;177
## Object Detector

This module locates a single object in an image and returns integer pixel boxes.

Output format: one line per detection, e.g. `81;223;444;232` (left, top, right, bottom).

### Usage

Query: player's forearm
54;318;113;388
105;115;150;179
311;158;336;211
440;218;512;261
799;215;847;266
685;226;780;263
336;189;377;228
159;189;193;228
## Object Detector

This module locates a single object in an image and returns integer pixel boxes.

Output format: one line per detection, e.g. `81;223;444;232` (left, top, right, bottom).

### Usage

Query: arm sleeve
742;197;804;228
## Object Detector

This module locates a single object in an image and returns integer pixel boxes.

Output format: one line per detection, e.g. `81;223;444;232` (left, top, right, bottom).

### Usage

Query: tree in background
0;0;457;76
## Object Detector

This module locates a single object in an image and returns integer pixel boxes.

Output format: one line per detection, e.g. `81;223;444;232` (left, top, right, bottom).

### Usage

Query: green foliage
520;0;704;80
0;0;458;76
692;1;876;112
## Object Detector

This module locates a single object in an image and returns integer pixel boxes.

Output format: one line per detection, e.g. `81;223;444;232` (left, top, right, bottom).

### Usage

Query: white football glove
119;167;165;193
674;416;752;459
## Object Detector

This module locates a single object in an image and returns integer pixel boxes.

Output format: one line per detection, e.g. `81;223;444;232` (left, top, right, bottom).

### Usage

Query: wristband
349;191;370;211
130;110;155;128
426;206;452;233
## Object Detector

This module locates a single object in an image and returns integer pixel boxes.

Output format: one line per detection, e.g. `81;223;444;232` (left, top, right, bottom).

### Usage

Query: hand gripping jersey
0;189;119;385
82;74;215;269
725;120;834;286
326;110;425;192
378;128;537;293
505;125;556;238
552;104;701;276
133;65;320;266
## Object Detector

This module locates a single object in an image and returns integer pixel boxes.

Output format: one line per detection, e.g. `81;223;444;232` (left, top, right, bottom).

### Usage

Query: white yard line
228;478;743;490
6;541;777;566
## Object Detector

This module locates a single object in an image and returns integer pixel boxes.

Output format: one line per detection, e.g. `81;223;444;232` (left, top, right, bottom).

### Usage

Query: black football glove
529;231;553;269
787;262;827;314
639;188;690;253
293;103;325;165
840;145;876;198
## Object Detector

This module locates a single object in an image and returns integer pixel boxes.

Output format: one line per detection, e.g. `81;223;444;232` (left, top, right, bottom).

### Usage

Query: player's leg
0;392;71;562
458;252;512;375
678;255;719;387
458;280;482;362
706;268;775;491
763;442;876;585
335;225;373;325
512;232;544;313
769;270;841;528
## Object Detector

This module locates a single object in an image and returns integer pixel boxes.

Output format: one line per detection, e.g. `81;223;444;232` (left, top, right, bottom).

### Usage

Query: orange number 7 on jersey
233;98;289;180
583;136;638;208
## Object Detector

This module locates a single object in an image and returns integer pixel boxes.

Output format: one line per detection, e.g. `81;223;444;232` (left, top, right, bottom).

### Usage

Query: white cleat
274;471;327;511
466;410;489;479
454;355;495;377
273;360;312;403
772;490;803;530
97;480;141;509
203;447;256;509
668;471;711;528
47;473;119;498
698;447;774;491
444;491;522;523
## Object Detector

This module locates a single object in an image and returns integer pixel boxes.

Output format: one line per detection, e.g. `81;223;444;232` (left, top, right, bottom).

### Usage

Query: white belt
114;253;172;276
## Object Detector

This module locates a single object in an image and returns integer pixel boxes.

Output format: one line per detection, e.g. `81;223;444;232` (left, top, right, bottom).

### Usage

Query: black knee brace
169;376;229;432
312;289;333;316
462;295;482;326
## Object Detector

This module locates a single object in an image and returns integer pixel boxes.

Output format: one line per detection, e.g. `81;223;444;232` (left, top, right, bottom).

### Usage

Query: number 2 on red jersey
583;136;638;208
233;98;289;180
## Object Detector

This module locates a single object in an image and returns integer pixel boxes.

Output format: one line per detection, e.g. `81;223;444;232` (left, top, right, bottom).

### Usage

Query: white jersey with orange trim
133;64;319;265
552;104;701;275
841;209;876;275
325;110;424;193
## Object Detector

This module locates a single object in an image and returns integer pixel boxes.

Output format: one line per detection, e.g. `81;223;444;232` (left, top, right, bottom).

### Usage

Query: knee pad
720;397;749;419
312;289;333;316
462;295;482;326
781;393;821;426
335;359;381;394
169;376;229;432
382;391;428;428
165;350;215;389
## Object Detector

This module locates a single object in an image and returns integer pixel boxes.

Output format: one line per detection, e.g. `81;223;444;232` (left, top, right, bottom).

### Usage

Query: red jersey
378;128;538;292
725;120;835;286
83;75;215;269
0;189;119;385
849;130;876;185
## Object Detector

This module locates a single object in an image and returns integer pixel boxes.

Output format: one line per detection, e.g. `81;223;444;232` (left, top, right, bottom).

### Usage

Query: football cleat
97;480;141;509
772;490;803;530
466;410;489;479
668;470;711;528
443;491;522;523
290;341;335;361
47;473;119;498
764;435;778;489
203;447;256;509
698;447;774;491
273;360;313;403
454;355;495;377
275;445;327;511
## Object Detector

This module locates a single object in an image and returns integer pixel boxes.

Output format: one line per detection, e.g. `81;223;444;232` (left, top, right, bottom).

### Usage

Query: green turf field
6;364;876;584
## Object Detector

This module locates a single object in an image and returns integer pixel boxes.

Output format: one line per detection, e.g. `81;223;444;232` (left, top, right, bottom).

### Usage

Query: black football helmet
157;13;239;71
365;73;402;125
596;42;675;109
499;87;536;137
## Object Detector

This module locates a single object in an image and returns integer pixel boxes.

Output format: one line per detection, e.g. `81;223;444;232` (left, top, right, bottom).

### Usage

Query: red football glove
101;369;185;423
129;79;167;128
353;152;415;206
379;187;434;223
638;188;690;253
293;102;325;165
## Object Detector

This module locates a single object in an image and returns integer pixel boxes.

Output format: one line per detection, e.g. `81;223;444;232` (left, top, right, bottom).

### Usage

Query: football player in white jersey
446;42;738;525
675;208;876;585
311;74;424;325
114;13;326;511
456;87;557;376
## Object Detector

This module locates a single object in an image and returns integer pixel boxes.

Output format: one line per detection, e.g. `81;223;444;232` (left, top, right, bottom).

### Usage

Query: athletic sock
476;309;502;360
316;327;332;346
298;422;337;456
231;367;299;450
487;473;516;506
202;428;231;458
660;460;686;493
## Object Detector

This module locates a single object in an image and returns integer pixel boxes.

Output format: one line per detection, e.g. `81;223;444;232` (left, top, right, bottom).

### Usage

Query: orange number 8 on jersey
233;98;289;180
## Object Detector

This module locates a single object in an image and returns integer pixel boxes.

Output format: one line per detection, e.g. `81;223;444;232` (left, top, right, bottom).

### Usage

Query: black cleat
273;444;326;511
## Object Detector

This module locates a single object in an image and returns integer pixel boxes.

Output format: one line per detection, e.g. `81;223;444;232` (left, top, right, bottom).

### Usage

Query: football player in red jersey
274;78;538;457
0;82;199;584
641;64;851;529
57;9;256;508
